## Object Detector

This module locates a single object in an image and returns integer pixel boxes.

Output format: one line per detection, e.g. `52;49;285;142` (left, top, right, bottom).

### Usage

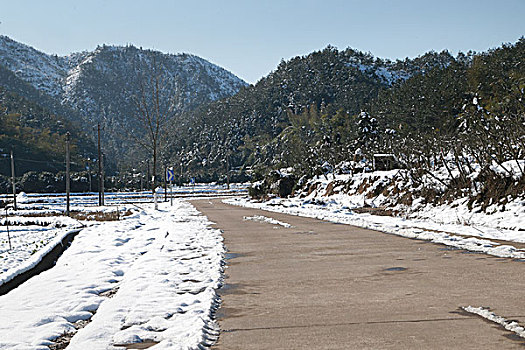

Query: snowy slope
0;36;246;106
0;36;246;114
0;35;68;97
344;50;454;86
60;44;246;118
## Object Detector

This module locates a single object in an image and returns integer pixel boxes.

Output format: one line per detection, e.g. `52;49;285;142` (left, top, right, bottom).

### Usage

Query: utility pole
164;165;168;202
101;153;105;206
226;153;230;190
87;158;92;192
146;160;150;191
10;150;16;210
97;123;103;206
65;132;71;216
5;207;12;250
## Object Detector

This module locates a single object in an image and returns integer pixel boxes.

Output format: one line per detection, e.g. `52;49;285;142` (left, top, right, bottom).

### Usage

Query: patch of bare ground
69;209;133;221
21;209;133;221
47;286;120;349
47;319;92;350
112;341;160;349
1;219;68;228
353;206;397;216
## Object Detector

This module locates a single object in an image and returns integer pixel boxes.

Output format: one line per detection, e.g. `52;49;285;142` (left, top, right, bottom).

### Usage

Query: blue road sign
166;168;174;182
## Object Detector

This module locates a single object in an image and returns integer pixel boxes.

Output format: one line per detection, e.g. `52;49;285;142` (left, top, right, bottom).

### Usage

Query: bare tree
131;54;177;194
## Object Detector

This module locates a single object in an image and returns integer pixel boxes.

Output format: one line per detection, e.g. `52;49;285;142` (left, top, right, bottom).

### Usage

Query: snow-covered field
226;172;525;259
0;192;136;286
0;182;247;206
0;190;225;349
0;184;244;285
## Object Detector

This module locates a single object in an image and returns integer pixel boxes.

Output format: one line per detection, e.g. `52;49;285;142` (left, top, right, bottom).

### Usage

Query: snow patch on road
243;215;293;228
462;306;525;339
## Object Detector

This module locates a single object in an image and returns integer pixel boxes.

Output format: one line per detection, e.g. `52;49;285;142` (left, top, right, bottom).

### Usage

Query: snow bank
462;306;525;339
15;192;29;204
274;170;524;239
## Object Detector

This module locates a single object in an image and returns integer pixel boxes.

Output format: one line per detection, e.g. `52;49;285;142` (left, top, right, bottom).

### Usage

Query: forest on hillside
0;86;96;175
165;39;524;189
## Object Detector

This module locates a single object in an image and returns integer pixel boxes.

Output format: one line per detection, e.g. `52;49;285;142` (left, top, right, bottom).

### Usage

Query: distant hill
0;35;247;171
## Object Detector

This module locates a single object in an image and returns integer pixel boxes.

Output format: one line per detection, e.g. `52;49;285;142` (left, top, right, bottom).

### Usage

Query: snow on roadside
462;306;525;339
292;171;524;235
243;215;293;228
0;227;80;285
0;199;224;349
0;184;244;291
225;197;525;259
0;214;85;282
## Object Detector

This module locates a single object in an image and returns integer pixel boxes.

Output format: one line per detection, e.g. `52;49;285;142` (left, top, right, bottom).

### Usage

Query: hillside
245;38;524;218
0;63;85;126
0;86;96;176
0;36;247;171
1;34;522;192
166;46;456;181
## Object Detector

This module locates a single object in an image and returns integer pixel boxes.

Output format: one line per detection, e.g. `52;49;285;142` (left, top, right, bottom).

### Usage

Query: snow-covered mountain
0;35;247;165
0;36;68;97
59;44;246;119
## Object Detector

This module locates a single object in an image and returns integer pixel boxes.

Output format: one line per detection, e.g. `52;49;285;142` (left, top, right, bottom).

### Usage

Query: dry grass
19;209;133;221
353;206;397;216
22;212;62;218
69;209;133;221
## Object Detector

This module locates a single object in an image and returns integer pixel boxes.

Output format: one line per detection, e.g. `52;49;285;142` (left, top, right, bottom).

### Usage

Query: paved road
192;199;525;349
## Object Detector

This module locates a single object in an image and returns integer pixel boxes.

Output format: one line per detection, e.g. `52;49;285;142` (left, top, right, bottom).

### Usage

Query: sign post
10;150;16;210
5;207;12;251
166;167;174;206
65;132;71;217
153;175;158;210
164;166;168;202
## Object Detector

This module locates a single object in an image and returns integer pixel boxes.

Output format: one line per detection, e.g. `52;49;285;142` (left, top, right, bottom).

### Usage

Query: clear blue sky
1;0;524;84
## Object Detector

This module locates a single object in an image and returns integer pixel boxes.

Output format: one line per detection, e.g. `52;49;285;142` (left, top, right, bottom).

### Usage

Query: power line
16;158;64;165
0;156;82;166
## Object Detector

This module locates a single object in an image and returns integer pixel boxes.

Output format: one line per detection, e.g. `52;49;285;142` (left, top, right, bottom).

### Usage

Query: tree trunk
152;145;157;195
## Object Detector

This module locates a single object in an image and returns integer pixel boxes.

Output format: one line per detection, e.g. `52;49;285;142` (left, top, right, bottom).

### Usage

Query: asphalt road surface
192;199;525;349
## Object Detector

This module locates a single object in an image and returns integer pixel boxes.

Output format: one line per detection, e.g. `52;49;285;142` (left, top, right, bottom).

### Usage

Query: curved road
192;199;525;349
